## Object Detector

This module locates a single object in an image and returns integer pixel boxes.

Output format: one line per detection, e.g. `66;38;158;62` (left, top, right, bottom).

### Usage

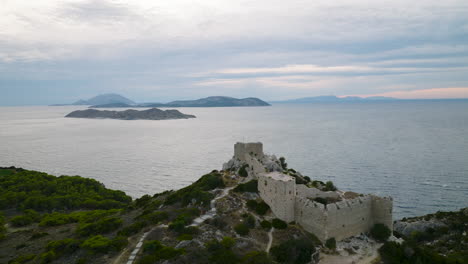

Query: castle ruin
226;142;393;242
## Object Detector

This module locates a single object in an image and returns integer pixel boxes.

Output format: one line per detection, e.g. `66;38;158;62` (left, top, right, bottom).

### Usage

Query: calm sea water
1;102;467;219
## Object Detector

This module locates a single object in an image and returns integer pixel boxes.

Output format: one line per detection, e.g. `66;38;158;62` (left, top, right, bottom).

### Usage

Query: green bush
135;194;152;207
141;211;168;224
246;200;270;215
260;220;272;230
177;234;193;241
11;209;41;227
245;214;256;228
272;218;287;229
270;238;316;264
370;223;391;242
39;250;56;263
325;237;336;249
234;223;250;236
9;253;36;264
30;232;49;240
76;216;123;236
205;238;239;264
279;157;287;170
164;172;223;206
233;180;258;193
242;251;273;264
140;240;184;263
0;169;131;211
118;221;148;236
323;181;337;191
81;235;127;254
47;238;80;255
0;212;6;240
313;197;328;205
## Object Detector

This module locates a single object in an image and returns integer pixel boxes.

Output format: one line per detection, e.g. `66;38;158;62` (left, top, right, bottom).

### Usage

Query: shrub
11;209;41;227
246;200;257;210
272;218;287;229
234;223;250;236
260;220;272;230
47;238;80;255
324;181;337;191
0;212;6;240
245;214;256;228
255;201;270;215
242;251;273;264
164;172;223;206
30;232;49;240
238;164;249;177
81;235;126;254
142;211;168;224
205;238;239;264
325;237;336;249
39;250;56;263
135;194;152;207
118;221;148;236
177;234;193;241
279;157;287;170
76;216;123;236
313;197;328;205
370;223;391;242
9;254;36;264
270;238;316;264
233;180;258;193
140;240;184;263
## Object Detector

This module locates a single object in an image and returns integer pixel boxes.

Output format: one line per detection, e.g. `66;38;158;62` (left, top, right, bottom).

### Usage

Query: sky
1;0;468;105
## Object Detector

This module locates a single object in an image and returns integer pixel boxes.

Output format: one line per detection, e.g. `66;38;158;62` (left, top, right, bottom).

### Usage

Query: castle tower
234;142;263;162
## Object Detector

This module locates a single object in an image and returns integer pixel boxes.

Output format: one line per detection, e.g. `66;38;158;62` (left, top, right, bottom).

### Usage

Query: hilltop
0;144;466;264
51;94;135;106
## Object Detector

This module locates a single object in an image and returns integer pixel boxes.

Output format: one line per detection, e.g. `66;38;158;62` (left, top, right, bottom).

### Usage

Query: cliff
65;108;196;120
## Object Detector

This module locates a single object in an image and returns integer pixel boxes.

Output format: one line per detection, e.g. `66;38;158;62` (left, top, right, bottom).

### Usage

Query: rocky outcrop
65;108;196;120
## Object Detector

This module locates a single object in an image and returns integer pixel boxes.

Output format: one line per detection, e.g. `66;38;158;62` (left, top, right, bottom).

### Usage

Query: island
90;96;271;108
0;143;466;264
65;108;196;120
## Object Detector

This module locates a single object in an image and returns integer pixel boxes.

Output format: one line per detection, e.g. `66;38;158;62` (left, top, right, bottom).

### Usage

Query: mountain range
271;95;398;103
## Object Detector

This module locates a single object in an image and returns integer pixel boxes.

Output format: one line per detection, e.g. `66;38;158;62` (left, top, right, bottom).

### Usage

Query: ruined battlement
228;143;393;242
234;142;264;161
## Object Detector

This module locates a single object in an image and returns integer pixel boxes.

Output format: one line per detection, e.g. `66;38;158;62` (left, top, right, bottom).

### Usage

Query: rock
175;240;193;249
393;220;446;237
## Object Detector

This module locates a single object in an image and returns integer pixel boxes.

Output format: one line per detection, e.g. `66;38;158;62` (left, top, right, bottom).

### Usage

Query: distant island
51;93;136;106
271;95;398;104
52;94;271;108
65;108;196;120
91;96;271;108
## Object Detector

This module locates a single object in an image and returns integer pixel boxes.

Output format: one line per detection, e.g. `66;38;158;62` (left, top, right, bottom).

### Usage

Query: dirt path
266;228;274;252
190;186;235;226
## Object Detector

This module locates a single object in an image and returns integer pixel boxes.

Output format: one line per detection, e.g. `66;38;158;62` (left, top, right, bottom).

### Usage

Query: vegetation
0;212;5;240
370;223;391;242
238;164;249;177
379;209;468;264
76;216;123;236
260;220;272;229
81;235;127;254
271;218;287;229
0;168;131;211
139;240;185;264
10;209;42;227
164;171;224;207
205;237;239;264
323;181;337;191
233;180;258;193
246;199;270;215
270;238;317;264
234;223;250;236
242;251;274;264
279;157;287;170
325;237;336;249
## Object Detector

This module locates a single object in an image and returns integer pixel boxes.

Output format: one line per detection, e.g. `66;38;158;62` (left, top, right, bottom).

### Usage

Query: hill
90;96;271;108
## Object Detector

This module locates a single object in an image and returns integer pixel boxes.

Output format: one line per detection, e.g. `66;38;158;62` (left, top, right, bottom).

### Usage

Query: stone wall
258;172;296;223
234;142;263;161
371;196;394;231
296;184;341;200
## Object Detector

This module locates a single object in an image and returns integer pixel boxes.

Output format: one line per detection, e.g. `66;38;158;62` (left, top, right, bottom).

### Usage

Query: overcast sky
1;0;468;105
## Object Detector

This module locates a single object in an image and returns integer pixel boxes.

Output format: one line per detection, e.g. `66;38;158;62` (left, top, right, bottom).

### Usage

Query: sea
1;101;467;219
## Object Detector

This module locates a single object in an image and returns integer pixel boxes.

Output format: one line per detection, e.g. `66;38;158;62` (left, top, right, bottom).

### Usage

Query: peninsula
65;108;196;120
0;144;466;264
